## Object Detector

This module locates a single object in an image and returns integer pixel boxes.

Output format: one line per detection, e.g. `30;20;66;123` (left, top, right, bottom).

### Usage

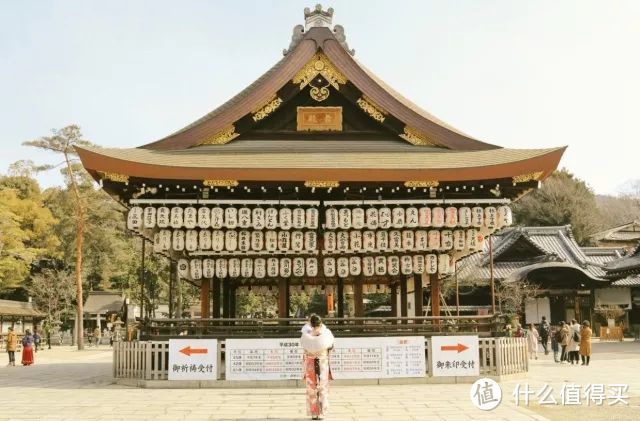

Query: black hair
309;314;322;328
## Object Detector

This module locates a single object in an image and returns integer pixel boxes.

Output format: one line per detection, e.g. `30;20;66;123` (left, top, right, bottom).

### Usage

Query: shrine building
76;5;565;325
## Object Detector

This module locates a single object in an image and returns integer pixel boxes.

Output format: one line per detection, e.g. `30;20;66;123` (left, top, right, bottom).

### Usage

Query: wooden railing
113;336;528;381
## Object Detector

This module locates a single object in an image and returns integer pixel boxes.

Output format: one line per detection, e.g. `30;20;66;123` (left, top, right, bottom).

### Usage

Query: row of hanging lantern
324;205;512;230
178;253;455;280
154;229;318;253
128;206;319;231
323;254;455;278
323;229;485;253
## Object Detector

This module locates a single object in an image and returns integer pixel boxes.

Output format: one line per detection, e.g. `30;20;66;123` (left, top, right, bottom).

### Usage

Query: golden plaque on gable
297;106;342;131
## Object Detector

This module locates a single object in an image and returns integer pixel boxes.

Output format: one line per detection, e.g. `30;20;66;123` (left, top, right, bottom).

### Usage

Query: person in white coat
566;319;581;365
301;314;334;420
527;323;540;360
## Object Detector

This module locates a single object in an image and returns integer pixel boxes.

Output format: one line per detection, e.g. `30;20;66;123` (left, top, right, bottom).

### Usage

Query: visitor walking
93;327;101;347
580;320;592;366
6;327;18;367
21;329;35;366
301;314;334;420
559;321;570;363
33;330;41;352
550;326;560;362
539;316;550;355
527;323;539;360
567;319;581;364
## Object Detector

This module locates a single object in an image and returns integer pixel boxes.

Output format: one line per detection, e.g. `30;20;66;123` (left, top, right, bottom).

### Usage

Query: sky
1;0;639;195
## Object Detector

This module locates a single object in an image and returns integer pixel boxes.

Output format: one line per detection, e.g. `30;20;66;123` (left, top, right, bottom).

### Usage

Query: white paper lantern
415;230;428;251
143;207;156;229
127;206;143;230
265;231;278;251
211;207;224;229
252;208;265;230
337;257;349;278
337;231;349;251
440;230;453;250
325;208;338;230
209;230;223;251
172;230;185;251
306;258;318;277
203;259;215;278
366;207;379;229
363;231;376;251
445;207;458;228
156;207;170;228
267;258;279;277
304;231;317;251
431;207;444;228
471;207;484;228
428;230;441;250
254;258;266;279
400;255;413;275
225;207;238;229
413;255;425;274
279;208;292;230
438;254;450;275
497;205;513;228
170;207;183;229
185;230;199;252
305;208;319;229
350;231;363;251
466;229;479;250
484;206;497;229
405;207;419;228
323;231;336;251
323;258;336;277
241;258;253;278
238;208;251;228
453;230;466;251
198;207;211;229
387;256;400;276
159;230;172;251
375;256;387;275
349;256;362;276
265;207;278;230
338;208;352;230
352;208;365;229
402;231;414;250
238;231;250;251
278;231;291;251
458;207;472;228
279;258;292;278
292;208;306;229
215;258;228;278
290;231;304;251
251;231;264;251
153;232;162;253
293;257;305;277
190;259;203;280
418;207;431;227
392;207;405;228
362;256;375;277
184;207;197;229
378;207;392;229
426;254;438;274
177;259;189;278
389;230;402;251
225;230;238;251
376;231;389;250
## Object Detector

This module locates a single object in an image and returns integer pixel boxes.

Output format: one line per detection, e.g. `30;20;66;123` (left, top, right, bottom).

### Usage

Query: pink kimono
301;326;335;418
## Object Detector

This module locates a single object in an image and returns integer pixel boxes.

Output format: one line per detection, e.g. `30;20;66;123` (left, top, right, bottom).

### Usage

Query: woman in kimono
301;314;334;420
579;320;592;366
21;329;35;366
526;323;540;360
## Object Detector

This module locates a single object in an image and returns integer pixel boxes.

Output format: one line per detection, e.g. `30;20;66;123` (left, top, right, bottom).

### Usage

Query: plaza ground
1;341;639;421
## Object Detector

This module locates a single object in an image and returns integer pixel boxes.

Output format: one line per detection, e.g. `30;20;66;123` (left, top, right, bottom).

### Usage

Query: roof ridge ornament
283;5;355;56
304;4;334;30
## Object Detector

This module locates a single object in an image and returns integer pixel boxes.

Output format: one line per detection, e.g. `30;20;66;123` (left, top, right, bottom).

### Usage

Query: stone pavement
0;341;638;421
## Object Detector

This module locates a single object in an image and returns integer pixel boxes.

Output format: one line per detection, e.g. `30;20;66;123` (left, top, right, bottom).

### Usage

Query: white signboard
168;339;218;380
225;336;425;381
430;335;479;377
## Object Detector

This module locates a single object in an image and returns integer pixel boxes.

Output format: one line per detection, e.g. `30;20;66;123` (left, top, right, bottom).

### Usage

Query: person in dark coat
539;316;550;355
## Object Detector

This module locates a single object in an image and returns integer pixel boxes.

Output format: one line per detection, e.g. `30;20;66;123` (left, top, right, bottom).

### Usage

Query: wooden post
139;237;145;320
455;263;460;317
222;279;230;318
278;278;288;321
430;273;440;328
400;276;408;322
229;283;236;319
212;278;221;318
354;278;364;317
337;279;344;318
390;282;398;317
413;275;423;318
490;235;496;314
168;261;176;318
200;279;210;319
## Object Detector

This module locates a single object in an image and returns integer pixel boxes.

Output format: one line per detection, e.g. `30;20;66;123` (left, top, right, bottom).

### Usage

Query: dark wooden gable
493;235;548;263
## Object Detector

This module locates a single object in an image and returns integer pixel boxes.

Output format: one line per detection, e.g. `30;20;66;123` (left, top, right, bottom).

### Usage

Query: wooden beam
354;279;364;317
200;279;210;319
212;278;221;318
413;275;423;318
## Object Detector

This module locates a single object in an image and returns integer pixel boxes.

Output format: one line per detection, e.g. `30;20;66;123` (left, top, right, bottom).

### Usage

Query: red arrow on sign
440;343;469;353
180;346;208;356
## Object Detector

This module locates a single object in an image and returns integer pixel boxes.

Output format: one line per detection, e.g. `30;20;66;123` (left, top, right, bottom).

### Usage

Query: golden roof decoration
199;125;239;146
399;126;439;147
293;53;347;90
512;171;544;184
